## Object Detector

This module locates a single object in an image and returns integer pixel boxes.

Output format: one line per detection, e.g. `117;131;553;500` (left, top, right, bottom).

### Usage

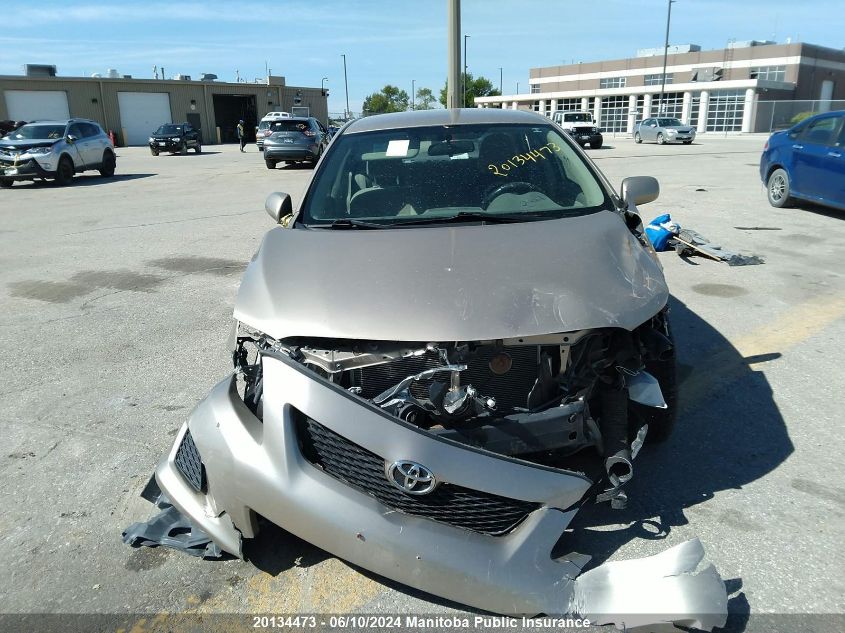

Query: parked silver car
0;119;115;187
634;117;696;145
127;109;727;629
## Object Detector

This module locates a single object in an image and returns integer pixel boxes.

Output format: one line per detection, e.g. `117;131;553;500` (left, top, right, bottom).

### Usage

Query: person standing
237;119;246;152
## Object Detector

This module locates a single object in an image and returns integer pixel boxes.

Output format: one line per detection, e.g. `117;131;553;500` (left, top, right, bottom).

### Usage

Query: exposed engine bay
232;310;676;506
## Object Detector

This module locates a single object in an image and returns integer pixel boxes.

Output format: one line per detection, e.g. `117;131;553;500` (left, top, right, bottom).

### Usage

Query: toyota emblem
386;460;437;495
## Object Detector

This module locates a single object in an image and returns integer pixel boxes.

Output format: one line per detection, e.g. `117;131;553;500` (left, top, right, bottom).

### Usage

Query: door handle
829;151;842;158
792;144;803;149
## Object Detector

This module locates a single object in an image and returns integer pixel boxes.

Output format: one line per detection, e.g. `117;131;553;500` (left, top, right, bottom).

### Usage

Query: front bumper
149;139;183;152
567;131;602;146
154;352;727;624
158;352;595;614
263;144;318;161
0;157;54;180
666;132;696;143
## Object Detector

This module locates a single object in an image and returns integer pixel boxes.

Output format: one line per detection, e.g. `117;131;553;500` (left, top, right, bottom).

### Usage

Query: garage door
5;90;70;121
118;92;172;145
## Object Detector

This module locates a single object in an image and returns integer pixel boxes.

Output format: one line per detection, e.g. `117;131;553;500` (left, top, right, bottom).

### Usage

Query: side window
68;123;84;138
799;117;840;146
82;123;100;138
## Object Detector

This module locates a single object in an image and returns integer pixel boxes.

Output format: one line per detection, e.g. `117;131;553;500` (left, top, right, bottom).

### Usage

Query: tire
150;148;159;156
99;151;115;177
590;139;603;149
656;132;665;145
0;178;12;188
54;156;74;186
180;142;188;155
682;140;692;145
265;159;276;170
767;168;793;208
194;143;202;154
634;132;642;144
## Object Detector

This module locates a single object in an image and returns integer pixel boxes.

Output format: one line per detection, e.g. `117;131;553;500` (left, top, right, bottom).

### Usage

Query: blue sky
2;0;843;114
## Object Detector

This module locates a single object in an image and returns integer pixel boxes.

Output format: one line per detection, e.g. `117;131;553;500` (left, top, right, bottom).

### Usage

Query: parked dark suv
149;123;201;155
263;117;329;169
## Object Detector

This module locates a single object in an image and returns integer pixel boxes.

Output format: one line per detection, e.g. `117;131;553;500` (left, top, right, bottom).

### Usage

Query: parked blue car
760;110;845;210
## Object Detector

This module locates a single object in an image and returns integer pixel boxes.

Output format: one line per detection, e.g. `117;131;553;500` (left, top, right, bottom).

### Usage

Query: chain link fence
754;99;845;133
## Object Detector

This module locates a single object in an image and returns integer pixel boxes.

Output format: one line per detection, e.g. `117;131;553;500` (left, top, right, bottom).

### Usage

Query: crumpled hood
0;140;56;152
234;210;669;341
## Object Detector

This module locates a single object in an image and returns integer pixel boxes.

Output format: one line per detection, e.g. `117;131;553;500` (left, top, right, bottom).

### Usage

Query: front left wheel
590;139;602;149
265;159;276;169
634;132;642;144
54;156;74;186
99;151;115;177
194;143;202;154
0;178;12;188
656;132;666;145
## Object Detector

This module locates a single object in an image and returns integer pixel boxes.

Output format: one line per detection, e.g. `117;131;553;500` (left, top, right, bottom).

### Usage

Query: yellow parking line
681;294;845;409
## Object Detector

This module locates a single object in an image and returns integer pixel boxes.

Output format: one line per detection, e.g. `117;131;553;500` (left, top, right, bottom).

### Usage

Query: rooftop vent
107;69;120;78
200;73;217;81
25;64;57;77
174;74;192;81
727;40;777;49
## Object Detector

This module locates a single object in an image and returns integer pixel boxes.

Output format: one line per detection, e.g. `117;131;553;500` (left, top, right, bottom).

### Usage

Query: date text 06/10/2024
252;615;592;629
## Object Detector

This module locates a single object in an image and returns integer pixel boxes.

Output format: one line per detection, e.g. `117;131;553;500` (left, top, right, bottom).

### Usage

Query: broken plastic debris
569;538;728;631
122;498;223;559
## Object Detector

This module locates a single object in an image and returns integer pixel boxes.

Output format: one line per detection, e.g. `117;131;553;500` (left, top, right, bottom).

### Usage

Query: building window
530;84;541;94
635;95;645;120
554;97;582;112
749;66;785;82
532;101;541;111
599;96;629;132
706;90;745;132
599;76;626;89
644;73;673;86
653;92;684;119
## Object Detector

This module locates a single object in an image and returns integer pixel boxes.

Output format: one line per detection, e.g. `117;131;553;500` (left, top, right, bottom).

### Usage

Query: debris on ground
121;477;223;559
646;214;764;266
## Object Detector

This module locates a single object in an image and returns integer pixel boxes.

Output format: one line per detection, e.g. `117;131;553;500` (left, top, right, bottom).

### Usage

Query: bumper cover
1;158;53;180
263;145;318;160
152;353;727;624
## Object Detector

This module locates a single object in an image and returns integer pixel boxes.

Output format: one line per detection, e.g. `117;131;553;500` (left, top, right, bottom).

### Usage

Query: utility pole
411;79;416;110
342;54;350;119
447;0;461;109
658;0;676;116
499;67;503;94
463;34;470;107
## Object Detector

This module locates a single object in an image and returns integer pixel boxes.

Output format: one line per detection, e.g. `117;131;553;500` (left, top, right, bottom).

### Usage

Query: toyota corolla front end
126;109;728;628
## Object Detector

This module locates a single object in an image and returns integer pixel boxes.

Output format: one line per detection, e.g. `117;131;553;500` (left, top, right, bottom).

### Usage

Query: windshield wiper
390;211;552;226
313;218;390;230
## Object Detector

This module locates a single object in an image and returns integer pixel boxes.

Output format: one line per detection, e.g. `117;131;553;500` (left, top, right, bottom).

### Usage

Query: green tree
439;73;501;107
414;87;438;110
362;85;409;114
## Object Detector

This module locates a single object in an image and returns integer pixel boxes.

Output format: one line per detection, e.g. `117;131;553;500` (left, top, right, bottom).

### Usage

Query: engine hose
598;385;633;486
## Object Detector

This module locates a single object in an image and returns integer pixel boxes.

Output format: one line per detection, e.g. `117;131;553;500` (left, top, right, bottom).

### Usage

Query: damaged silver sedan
127;109;727;628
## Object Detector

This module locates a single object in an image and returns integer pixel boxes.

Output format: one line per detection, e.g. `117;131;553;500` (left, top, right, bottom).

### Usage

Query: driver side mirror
66;134;77;143
620;176;659;207
265;191;293;224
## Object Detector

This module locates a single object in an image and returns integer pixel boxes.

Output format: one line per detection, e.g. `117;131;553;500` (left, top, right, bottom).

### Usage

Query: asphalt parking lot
1;135;843;630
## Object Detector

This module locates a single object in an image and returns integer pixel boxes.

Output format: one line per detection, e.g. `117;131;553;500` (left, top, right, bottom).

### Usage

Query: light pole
447;0;461;108
341;54;350;119
499;67;503;94
463;34;470;107
516;81;519;94
411;79;416;110
321;77;328;94
658;0;676;116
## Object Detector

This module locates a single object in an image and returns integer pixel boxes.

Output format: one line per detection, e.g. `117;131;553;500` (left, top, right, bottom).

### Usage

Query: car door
790;115;843;201
816;116;845;207
65;123;87;168
641;119;655;141
82;122;109;165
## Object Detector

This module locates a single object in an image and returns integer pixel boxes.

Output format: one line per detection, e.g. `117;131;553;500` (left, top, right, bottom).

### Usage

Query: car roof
344;108;548;134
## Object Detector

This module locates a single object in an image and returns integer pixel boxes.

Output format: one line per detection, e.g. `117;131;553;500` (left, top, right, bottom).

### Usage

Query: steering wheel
481;181;541;209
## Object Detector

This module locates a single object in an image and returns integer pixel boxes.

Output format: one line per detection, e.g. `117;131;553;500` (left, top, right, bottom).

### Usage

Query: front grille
357;346;539;412
174;429;206;492
297;416;539;536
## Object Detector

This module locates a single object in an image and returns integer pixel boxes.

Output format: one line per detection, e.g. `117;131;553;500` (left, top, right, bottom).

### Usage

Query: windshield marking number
488;142;563;177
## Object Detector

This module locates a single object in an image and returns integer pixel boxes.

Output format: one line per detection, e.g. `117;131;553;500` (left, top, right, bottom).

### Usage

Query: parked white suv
552;111;603;149
0;119;115;187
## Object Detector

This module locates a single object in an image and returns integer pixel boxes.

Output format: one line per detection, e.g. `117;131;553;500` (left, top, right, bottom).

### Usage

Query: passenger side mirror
620;176;660;207
66;134;77;143
265;191;293;224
